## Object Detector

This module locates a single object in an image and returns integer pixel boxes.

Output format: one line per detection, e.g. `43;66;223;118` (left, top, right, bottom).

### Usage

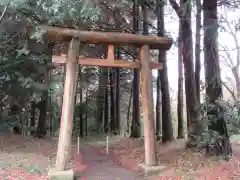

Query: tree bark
97;68;108;128
203;0;222;102
169;0;201;146
203;0;232;158
127;84;133;134
195;0;202;102
110;68;116;134
182;1;201;145
156;1;173;142
177;20;184;139
79;86;84;138
49;94;53;136
36;97;47;138
156;70;162;140
36;67;50;138
104;69;109;134
115;49;121;135
30;101;36;127
76;65;84;138
130;0;141;137
85;88;88;136
35;42;53;138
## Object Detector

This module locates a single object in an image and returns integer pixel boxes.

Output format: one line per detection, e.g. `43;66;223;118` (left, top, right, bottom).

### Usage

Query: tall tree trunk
110;68;116;134
182;0;201;145
169;0;201;146
77;65;84;138
127;84;133;134
177;21;184;139
156;71;162;140
85;88;88;136
156;1;173;142
36;57;52;138
36;97;47;138
195;0;202;102
30;101;36;127
79;91;84;138
115;49;121;135
203;0;232;158
36;42;54;138
155;1;162;141
130;0;141;137
203;1;222;102
104;69;109;134
48;67;53;136
186;106;190;137
97;68;108;128
49;94;52;136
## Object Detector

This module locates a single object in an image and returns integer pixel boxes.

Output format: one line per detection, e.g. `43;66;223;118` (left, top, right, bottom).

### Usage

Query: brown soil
2;134;240;180
0;134;79;179
92;138;240;179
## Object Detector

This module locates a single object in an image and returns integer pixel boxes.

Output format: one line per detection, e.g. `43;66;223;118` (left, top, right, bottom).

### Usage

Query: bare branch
222;81;237;102
168;0;184;18
221;10;240;68
0;2;10;22
0;32;20;45
219;43;234;67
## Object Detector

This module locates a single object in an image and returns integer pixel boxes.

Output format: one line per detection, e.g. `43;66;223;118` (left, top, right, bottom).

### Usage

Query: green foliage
0;0;26;6
0;0;101;25
0;0;135;137
195;99;240;148
230;134;240;141
72;96;101;135
26;166;43;174
0;0;103;119
221;101;240;135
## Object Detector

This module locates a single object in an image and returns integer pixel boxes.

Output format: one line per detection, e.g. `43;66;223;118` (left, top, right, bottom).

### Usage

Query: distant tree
203;0;232;157
195;0;202;102
169;0;201;146
156;0;173;142
177;17;184;139
130;0;141;137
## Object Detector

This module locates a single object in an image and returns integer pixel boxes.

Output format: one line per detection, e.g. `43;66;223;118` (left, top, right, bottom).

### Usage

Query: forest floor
87;136;240;180
1;133;240;179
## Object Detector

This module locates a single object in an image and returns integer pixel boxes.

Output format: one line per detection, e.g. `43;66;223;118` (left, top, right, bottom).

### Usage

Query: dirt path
78;144;147;180
87;138;240;180
2;135;240;179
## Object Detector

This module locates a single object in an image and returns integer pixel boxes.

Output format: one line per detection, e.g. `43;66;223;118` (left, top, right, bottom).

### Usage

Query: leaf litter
0;134;79;179
92;137;240;179
3;133;240;179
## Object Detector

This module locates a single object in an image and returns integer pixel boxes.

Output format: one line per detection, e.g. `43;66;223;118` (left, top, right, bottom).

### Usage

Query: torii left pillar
49;38;79;179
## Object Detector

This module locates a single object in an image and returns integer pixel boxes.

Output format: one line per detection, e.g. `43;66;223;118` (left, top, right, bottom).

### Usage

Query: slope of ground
79;144;148;180
1;133;240;179
0;134;147;179
0;134;78;179
89;137;240;179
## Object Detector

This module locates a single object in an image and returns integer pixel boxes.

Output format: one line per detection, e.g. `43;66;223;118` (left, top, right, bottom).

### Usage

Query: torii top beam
39;26;173;50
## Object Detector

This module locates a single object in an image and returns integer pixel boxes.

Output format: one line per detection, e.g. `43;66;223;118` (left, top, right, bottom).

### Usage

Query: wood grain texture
39;25;173;50
52;55;163;69
55;38;79;170
140;45;157;166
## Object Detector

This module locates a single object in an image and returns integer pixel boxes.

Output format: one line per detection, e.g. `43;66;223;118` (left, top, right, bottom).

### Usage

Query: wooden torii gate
42;26;173;178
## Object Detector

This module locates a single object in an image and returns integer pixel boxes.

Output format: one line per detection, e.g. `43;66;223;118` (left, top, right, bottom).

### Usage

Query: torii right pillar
139;45;158;167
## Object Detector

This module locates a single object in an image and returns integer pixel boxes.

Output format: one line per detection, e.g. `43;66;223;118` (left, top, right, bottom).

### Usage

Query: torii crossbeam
42;25;173;178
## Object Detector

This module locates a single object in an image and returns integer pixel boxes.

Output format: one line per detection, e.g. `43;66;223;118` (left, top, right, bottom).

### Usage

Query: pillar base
48;169;74;180
138;163;166;175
